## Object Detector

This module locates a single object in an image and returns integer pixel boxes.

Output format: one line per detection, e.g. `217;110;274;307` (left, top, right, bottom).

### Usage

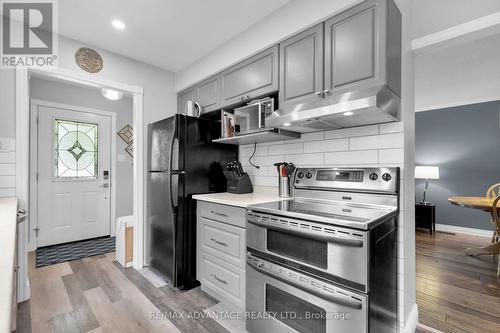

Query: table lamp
415;166;440;205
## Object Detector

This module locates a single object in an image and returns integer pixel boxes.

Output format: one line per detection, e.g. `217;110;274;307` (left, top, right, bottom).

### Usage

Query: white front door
37;105;111;247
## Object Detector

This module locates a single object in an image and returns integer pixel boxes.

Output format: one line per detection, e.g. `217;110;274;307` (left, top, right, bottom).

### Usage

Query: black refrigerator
147;114;237;290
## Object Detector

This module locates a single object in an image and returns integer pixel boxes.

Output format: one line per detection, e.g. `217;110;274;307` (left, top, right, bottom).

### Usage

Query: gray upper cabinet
324;0;401;95
279;23;324;109
195;75;221;113
177;88;195;114
221;46;278;107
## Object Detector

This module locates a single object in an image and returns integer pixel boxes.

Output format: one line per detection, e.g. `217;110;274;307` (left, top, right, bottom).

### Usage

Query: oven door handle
247;218;364;247
247;258;363;310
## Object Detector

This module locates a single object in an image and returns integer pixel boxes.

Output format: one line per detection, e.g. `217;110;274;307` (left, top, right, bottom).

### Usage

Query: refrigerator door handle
170;173;178;209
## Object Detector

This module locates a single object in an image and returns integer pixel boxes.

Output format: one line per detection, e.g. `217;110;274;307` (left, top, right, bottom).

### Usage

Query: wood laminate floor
18;231;500;333
416;231;500;333
19;252;240;333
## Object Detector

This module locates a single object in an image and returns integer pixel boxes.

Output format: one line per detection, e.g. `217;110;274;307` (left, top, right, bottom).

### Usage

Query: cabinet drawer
199;251;245;310
198;201;246;228
199;217;246;269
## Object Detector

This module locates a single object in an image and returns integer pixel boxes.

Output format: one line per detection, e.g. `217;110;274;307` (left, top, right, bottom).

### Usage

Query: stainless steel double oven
246;167;400;333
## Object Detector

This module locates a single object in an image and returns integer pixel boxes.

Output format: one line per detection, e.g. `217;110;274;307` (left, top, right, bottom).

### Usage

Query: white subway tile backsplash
240;145;268;157
0;164;15;176
0;175;15;188
303;138;348;153
0;152;15;163
325;125;378;139
379;122;404;134
349;133;404;150
268;142;302;155
0;188;15;197
324;150;378;165
254;176;279;187
285;153;324;166
379;148;404;164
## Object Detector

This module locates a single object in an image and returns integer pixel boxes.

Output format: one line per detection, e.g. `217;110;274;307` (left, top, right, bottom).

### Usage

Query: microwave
234;98;275;135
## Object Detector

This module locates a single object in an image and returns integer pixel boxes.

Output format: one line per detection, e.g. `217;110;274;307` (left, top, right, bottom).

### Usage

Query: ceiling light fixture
101;88;124;100
111;19;126;30
283;122;291;127
343;111;354;116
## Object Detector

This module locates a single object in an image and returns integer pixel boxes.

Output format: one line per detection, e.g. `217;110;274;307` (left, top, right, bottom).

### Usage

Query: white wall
30;77;134;218
174;0;363;91
411;0;500;39
415;33;500;112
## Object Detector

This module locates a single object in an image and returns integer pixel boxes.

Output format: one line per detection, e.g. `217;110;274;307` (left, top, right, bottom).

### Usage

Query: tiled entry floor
21;252;244;333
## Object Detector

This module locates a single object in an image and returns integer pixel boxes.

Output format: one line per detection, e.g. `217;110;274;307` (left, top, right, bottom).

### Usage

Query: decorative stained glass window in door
54;119;98;179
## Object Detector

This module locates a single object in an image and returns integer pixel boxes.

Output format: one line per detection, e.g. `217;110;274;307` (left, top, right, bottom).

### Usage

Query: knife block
223;171;254;194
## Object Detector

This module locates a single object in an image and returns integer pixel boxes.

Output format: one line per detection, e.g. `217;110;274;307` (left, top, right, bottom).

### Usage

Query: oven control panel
294;167;399;194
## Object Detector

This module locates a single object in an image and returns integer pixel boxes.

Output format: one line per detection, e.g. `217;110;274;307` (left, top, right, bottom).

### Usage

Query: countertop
0;197;18;333
192;186;289;208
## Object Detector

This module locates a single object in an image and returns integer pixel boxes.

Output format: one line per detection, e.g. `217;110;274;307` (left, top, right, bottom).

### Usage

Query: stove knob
369;173;378;181
297;172;304;179
306;172;313;179
382;173;392;182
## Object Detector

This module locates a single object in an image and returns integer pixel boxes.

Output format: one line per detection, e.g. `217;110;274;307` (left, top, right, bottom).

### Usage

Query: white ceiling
58;0;291;72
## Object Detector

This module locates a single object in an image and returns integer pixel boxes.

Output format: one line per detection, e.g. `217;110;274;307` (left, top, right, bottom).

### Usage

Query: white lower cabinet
197;201;246;312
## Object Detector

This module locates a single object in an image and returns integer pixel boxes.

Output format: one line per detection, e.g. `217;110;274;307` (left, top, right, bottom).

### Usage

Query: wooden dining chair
492;195;500;276
486;183;500;243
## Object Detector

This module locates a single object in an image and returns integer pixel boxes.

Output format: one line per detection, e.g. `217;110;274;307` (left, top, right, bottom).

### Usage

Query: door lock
101;183;110;188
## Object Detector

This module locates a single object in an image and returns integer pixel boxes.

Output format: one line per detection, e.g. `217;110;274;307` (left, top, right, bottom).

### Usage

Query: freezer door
148;116;177;172
148;171;176;282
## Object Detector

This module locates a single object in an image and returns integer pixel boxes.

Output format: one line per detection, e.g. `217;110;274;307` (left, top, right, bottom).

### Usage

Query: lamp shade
415;166;440;180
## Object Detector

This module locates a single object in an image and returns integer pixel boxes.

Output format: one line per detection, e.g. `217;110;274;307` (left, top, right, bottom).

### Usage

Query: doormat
36;236;115;268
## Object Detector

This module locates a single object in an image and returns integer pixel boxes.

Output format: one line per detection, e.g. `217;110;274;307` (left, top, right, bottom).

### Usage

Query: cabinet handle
315;91;323;96
322;89;330;95
210;210;228;218
210;238;228;247
211;274;228;285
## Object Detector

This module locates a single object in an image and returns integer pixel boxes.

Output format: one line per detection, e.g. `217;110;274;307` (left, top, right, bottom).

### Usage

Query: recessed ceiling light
283;122;291;127
111;19;126;30
343;111;354;116
101;88;123;100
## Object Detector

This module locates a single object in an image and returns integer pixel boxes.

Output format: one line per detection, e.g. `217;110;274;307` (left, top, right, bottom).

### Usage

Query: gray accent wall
415;101;500;230
30;77;134;218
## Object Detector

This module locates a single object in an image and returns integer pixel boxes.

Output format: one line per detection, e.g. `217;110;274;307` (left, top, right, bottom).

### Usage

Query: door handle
247;255;363;310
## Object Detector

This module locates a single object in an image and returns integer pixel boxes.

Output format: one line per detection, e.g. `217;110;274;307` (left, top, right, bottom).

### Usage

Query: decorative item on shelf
75;47;103;73
221;110;235;138
415;166;440;205
125;143;134;158
117;125;133;145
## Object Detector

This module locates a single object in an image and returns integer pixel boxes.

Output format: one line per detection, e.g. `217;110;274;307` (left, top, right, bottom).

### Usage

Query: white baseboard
435;224;493;237
401;303;419;333
417;323;444;333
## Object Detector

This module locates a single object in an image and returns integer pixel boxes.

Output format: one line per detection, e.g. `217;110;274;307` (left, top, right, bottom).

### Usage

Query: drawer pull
210;274;228;285
210;210;228;218
210;238;228;247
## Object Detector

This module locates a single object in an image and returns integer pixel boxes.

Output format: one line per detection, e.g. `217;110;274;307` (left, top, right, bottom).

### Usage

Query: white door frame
16;67;145;302
29;99;117;249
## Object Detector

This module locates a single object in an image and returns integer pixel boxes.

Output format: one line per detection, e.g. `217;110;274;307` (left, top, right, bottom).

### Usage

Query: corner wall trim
435;224;493;237
402;303;419;333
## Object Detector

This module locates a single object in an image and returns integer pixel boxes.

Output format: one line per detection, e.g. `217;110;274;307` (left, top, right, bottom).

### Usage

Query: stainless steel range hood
266;84;400;132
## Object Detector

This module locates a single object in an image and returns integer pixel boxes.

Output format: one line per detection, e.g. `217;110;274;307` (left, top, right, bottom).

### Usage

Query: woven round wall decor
75;47;103;73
